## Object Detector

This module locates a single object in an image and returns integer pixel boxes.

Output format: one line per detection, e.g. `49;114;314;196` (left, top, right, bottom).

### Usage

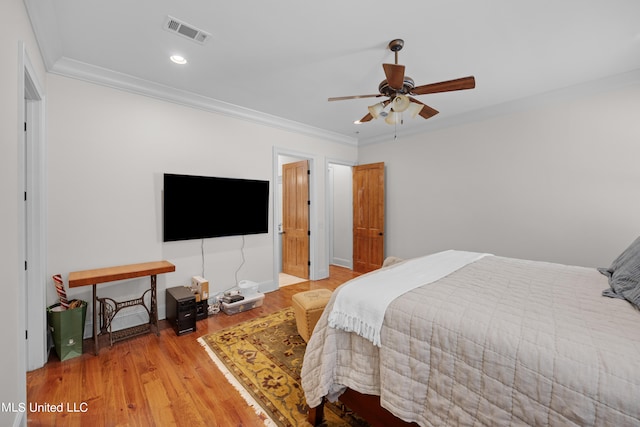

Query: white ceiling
24;0;640;145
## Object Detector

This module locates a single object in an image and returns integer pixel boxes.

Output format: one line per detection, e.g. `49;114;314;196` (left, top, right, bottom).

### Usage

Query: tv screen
163;173;270;242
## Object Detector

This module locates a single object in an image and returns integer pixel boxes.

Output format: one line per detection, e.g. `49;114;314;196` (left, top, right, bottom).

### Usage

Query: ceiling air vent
163;16;211;44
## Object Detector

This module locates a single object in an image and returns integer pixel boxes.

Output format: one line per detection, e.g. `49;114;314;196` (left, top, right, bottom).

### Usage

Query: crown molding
358;68;640;146
23;1;640;149
47;56;358;146
24;0;356;145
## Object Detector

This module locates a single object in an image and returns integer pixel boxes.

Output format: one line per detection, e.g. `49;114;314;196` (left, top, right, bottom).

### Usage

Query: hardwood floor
26;265;359;427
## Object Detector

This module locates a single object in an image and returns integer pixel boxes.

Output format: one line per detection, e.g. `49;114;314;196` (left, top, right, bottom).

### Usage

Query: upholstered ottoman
292;289;332;342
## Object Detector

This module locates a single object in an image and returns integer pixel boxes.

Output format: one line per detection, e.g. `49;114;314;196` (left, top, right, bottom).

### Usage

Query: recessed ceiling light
170;55;187;65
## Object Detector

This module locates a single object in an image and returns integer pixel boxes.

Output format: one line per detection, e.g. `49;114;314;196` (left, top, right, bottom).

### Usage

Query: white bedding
328;250;490;346
301;255;640;426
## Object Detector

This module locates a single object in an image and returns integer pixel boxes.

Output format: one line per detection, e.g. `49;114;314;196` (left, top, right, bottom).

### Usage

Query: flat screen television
163;173;270;242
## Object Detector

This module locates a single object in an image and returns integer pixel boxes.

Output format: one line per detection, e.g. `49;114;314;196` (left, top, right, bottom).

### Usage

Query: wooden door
282;160;310;279
353;162;385;273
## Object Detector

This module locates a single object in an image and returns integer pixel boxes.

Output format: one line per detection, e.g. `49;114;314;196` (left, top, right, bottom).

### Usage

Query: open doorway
281;158;309;284
326;160;385;273
327;161;354;269
274;151;313;287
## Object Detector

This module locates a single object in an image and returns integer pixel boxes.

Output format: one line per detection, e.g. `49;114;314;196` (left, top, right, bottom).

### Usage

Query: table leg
92;284;98;355
151;274;159;336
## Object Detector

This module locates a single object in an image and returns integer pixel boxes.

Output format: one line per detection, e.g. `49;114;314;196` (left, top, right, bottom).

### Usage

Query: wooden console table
68;260;175;355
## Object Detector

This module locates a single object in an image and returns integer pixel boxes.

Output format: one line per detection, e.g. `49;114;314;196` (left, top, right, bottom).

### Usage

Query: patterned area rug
198;307;368;427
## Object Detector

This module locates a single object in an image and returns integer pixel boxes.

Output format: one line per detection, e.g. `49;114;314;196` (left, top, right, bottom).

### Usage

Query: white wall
46;74;357;332
358;82;640;268
1;1;47;425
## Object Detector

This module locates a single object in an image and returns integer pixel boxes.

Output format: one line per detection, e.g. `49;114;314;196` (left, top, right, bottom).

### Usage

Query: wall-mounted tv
163;173;270;242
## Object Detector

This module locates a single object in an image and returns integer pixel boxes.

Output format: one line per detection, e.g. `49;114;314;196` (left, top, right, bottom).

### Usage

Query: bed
301;242;640;427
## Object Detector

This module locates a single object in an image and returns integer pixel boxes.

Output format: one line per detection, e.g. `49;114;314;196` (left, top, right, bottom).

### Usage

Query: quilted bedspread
301;256;640;426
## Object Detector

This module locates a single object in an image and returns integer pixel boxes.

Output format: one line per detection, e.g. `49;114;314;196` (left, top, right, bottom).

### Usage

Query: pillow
382;256;404;268
599;236;640;308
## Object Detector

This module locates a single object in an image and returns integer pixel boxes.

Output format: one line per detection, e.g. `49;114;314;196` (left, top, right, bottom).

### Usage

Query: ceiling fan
329;39;476;125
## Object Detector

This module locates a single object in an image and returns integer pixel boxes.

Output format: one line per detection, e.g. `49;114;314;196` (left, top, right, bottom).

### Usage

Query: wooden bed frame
308;388;419;427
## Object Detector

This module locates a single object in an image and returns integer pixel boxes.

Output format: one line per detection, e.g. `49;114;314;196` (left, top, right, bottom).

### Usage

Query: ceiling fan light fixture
367;102;386;119
407;102;424;118
329;39;475;125
392;94;411;112
385;111;399;125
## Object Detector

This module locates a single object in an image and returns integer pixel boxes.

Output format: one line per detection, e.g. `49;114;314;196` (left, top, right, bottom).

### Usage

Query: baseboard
257;279;277;294
331;258;352;269
83;304;167;339
82;282;278;337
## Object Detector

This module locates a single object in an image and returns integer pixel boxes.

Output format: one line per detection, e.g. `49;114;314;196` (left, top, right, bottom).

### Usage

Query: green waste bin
47;301;87;361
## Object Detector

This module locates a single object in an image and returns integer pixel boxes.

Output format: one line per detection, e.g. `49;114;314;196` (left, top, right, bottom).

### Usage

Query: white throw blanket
327;250;490;346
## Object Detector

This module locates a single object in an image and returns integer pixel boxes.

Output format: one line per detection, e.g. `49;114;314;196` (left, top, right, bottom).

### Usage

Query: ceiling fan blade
357;112;374;123
328;94;381;102
409;98;439;119
411;76;476;95
383;63;405;90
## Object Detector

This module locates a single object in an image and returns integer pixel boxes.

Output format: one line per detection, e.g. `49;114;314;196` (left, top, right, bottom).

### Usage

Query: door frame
325;158;355;269
19;42;48;372
272;147;317;286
